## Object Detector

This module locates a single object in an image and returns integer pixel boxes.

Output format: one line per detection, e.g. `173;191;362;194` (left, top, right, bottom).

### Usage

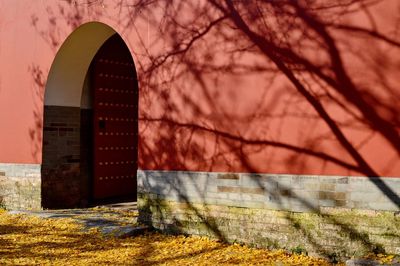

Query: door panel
91;34;138;200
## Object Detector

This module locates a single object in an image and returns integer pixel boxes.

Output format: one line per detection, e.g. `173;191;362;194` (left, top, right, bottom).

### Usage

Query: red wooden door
91;34;138;200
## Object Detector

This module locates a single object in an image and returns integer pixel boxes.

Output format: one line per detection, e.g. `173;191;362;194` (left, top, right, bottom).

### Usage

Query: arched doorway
42;22;138;208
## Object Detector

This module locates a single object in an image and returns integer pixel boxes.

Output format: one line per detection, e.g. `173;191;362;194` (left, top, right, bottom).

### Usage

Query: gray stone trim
138;170;400;212
0;163;41;178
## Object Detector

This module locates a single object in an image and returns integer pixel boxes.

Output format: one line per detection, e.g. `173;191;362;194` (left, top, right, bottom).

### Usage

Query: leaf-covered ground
0;209;395;265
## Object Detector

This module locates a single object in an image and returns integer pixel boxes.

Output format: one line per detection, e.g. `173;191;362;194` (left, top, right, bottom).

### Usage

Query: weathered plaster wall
0;1;399;177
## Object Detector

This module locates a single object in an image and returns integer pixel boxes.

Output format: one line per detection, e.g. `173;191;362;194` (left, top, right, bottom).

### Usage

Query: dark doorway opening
88;34;138;204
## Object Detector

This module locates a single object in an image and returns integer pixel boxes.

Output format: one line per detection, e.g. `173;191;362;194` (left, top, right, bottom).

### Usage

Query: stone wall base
138;194;400;259
0;163;41;210
138;170;400;259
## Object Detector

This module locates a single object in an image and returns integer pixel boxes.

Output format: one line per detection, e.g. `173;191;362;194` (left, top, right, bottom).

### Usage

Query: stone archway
42;22;138;208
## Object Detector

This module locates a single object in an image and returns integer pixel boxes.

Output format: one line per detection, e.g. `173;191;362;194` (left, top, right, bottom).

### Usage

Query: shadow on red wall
132;0;400;178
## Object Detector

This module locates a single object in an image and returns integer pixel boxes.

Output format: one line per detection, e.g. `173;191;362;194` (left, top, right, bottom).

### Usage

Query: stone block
217;186;240;193
350;191;379;202
290;203;316;213
349;178;376;192
291;189;319;200
275;176;292;186
290;176;305;189
205;191;228;200
217;173;239;180
303;182;320;191
291;197;318;211
318;199;336;207
261;175;283;185
215;198;242;207
334;200;348;207
337;177;349;184
240;174;263;187
345;259;379;266
320;183;337;191
239;200;265;209
349;201;370;209
204;197;219;205
178;172;217;193
367;201;399;212
379;178;400;190
319;191;347;201
217;178;239;187
241;187;265;195
336;183;350;192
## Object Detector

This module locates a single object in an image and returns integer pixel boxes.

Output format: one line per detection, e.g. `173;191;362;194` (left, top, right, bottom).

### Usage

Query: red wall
0;0;399;177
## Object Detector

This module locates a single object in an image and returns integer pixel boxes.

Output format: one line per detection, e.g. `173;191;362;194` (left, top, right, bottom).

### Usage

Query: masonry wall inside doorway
41;23;138;209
